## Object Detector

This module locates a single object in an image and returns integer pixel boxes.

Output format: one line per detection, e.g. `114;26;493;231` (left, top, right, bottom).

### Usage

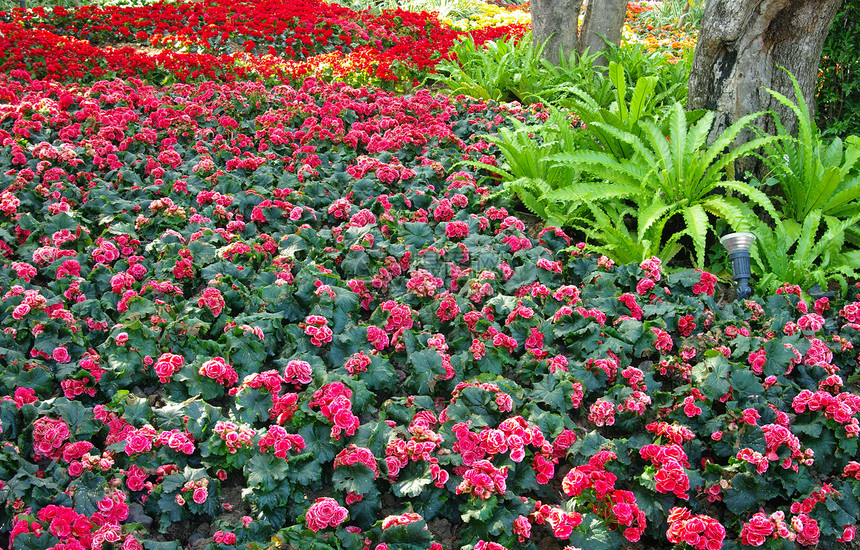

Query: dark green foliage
817;0;860;139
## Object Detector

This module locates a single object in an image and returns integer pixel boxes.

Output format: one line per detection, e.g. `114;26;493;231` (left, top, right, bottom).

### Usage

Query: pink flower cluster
213;531;236;545
199;356;239;387
666;507;725;550
762;423;811;471
384;411;447;486
646;421;696;443
258;425;305;459
303;315;333;347
344;351;372;375
32;416;71;460
455;459;508;500
380;300;414;332
35;505;93;547
406;268;443;297
309;382;360;440
740;510;820;547
213;421;255;454
640;444;691;499
197;287;226;316
531;502;583;540
179;478;209;506
652;327;674;354
692;270;718;295
305;497;348;532
588;398;616;427
282;359;313;386
793;389;860;437
154;352;184;384
561;451;647;542
155;429;195;455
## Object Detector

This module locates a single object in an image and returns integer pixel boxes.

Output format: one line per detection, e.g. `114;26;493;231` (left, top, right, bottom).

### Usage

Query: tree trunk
531;0;584;65
578;0;628;65
688;0;844;143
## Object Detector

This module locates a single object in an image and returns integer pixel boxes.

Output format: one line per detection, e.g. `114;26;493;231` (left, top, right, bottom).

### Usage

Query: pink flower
154;353;184;384
198;287;225;316
305;497;348;532
213;531;236;545
282;359;313;385
513;515;531;542
677;314;695;337
199;356;238;387
652;327;673;354
192;487;208;504
52;346;71;363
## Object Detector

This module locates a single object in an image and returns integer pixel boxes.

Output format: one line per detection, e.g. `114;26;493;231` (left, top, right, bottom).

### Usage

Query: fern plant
550;102;782;267
565;200;687;264
759;68;860;223
427;33;555;104
555;62;684;160
751;211;860;296
475;109;588;223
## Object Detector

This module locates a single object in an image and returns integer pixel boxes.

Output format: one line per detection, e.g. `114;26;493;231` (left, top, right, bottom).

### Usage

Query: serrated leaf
691;354;731;401
461;495;498;523
332;463;376;495
393;464;433;498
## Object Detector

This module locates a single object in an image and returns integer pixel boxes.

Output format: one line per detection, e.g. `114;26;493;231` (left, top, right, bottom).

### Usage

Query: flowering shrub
0;3;858;549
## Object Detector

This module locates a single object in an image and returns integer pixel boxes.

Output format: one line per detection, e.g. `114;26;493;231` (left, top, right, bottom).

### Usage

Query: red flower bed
0;0;528;87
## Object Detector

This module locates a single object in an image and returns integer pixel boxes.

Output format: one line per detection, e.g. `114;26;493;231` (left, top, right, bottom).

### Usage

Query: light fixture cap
720;232;756;253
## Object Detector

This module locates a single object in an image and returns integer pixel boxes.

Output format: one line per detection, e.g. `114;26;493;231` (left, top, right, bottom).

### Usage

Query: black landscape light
720;232;756;300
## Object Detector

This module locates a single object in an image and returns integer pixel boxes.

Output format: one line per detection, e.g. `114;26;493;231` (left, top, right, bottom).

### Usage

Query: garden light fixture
720;232;756;300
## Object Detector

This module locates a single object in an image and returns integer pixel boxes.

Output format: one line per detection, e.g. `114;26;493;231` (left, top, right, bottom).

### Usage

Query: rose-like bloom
838;525;856;543
197;287;225;316
154;353;183;384
283;359;313;385
52;346;71;363
740;512;774;547
305;497;348;532
192;487;207;504
677;314;696;337
213;531;236;545
199;356;238;387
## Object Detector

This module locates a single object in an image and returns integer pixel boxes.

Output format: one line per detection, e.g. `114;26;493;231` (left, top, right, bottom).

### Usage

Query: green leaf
298;424;339;463
691;354;731;401
393;464;433;498
461;495;498;523
404;349;446;395
332;463;377;495
245;453;289;491
729;368;764;402
724;472;769;514
401;222;434;248
285;453;323;486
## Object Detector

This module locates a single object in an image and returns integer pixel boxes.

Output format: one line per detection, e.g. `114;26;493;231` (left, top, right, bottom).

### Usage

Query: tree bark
688;0;844;143
578;0;629;65
531;0;584;64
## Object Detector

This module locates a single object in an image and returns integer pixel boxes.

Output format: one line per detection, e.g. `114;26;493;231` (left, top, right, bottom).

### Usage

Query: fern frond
682;204;710;268
794;210;822;263
546;182;642;203
717;180;779;222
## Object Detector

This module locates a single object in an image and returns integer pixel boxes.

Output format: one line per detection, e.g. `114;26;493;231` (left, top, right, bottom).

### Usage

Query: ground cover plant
0;1;860;550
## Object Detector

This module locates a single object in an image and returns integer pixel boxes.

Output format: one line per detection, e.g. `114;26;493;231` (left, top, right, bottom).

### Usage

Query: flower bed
0;0;529;88
0;2;858;550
